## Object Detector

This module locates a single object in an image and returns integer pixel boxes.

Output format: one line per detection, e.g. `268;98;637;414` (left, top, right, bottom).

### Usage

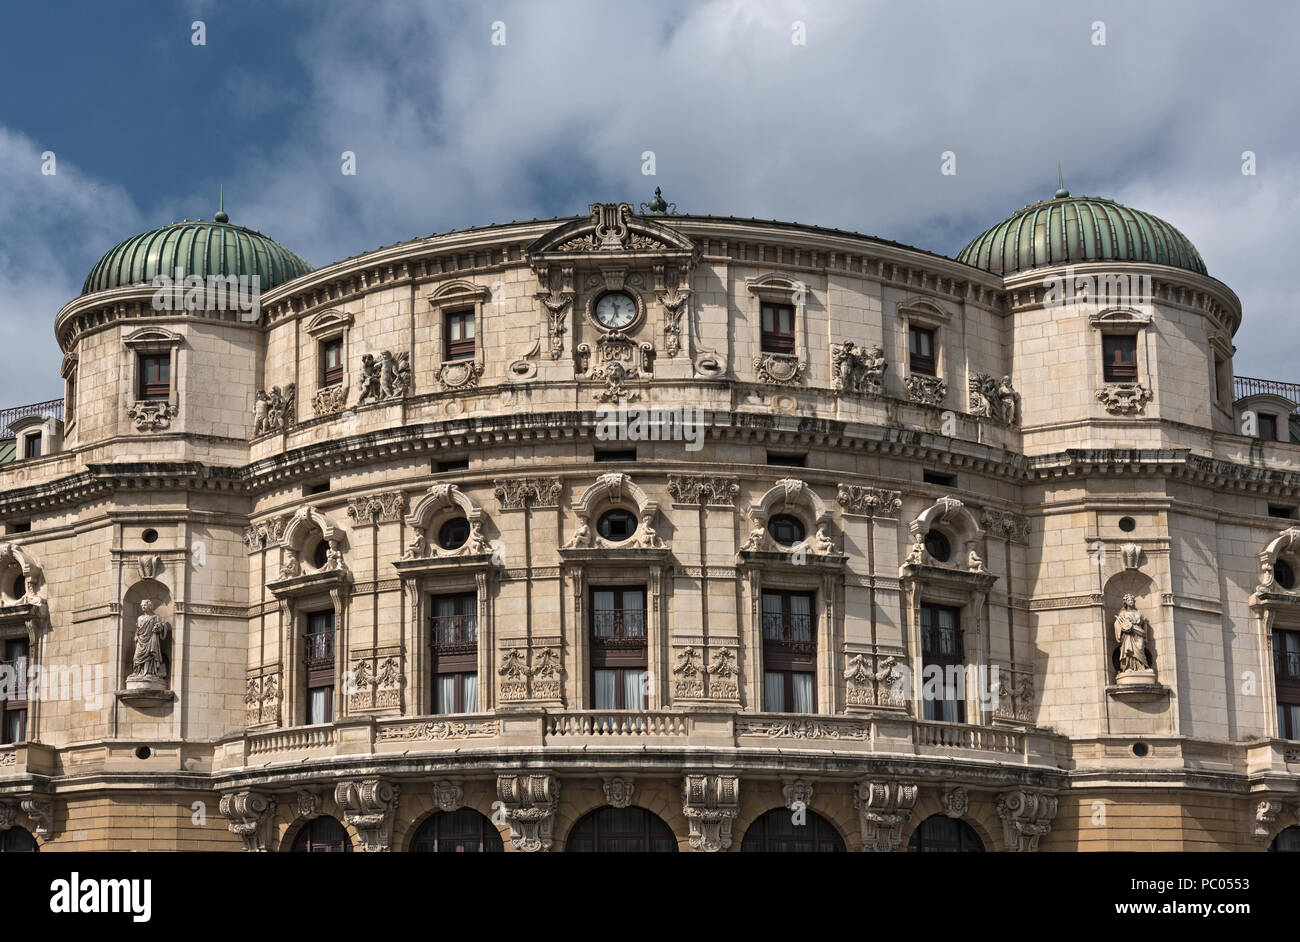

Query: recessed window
921;604;964;723
1118;516;1136;532
142;528;159;544
135;746;152;760
321;339;343;387
411;810;503;852
761;590;816;713
446;310;476;361
8;522;30;535
767;514;805;547
760;302;796;355
305;610;335;725
1102;334;1137;383
924;530;951;562
1269;504;1298;520
1273;628;1300;740
1259;413;1279;442
1131;742;1149;758
1275;561;1296;591
291;816;351;853
766;452;806;468
1;637;29;744
923;470;956;487
306;481;330;495
436;459;469;473
431;592;478;714
908;326;936;376
597;509;638;543
139;354;170;400
1214;357;1229;404
11;575;25;599
311;540;330;570
22;434;41;459
438;517;470;551
591;587;648;710
595;448;637;463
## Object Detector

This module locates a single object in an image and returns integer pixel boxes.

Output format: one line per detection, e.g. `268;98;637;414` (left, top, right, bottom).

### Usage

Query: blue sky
1;0;1297;405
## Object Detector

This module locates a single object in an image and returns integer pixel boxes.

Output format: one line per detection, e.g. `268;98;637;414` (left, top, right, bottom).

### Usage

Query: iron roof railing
1234;376;1300;412
0;398;64;439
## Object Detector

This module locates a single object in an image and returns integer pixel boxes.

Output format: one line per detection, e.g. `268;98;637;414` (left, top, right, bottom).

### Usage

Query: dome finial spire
215;185;229;224
1055;162;1069;199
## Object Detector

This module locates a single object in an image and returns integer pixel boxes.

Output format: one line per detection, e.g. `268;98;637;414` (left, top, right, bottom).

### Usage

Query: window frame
761;589;817;713
1274;628;1300;740
430;591;478;714
445;308;476;361
760;302;797;356
304;609;335;725
1101;332;1139;383
920;602;965;723
590;585;648;710
908;325;937;377
1;636;29;745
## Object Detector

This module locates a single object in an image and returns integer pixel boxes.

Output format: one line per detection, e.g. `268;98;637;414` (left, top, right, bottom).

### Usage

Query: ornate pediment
527;203;696;260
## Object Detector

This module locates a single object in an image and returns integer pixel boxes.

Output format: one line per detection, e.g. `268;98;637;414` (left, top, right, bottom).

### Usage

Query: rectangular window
1268;504;1298;520
304;611;335;725
921;604;965;723
431;593;478;714
1259;413;1279;442
923;470;956;487
908;326;936;376
1101;334;1138;382
446;310;476;361
321;339;343;387
1275;629;1300;740
760;302;796;355
761;591;816;713
1;638;28;744
591;587;647;710
1214;357;1229;404
139;355;170;400
595;448;637;463
436;459;470;473
22;435;41;459
766;452;806;468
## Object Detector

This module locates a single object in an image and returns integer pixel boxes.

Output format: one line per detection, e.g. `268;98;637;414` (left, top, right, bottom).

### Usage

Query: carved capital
996;789;1058;852
682;773;739;852
219;790;278;852
854;780;917;852
496;773;560;852
333;779;400;852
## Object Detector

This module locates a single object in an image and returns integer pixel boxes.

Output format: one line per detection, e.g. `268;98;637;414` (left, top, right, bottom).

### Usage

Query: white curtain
792;673;814;713
593;669;616;709
435;675;456;714
763;672;785;712
308;687;330;725
624;670;647;710
790;594;812;641
462;673;478;712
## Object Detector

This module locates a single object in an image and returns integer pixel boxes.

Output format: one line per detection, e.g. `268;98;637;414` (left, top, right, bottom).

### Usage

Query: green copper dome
82;206;313;296
956;191;1207;277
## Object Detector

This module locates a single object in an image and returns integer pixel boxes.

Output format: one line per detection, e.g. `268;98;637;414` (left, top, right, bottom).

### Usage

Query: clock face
595;291;637;329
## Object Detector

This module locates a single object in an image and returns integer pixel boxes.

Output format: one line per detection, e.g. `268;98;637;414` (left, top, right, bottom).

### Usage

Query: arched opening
907;814;984;852
0;827;38;852
409;809;503;852
1269;825;1300;852
290;816;351;853
740;808;845;852
566;806;677;852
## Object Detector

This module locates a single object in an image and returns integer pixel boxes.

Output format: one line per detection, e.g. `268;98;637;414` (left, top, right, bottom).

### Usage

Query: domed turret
81;199;312;296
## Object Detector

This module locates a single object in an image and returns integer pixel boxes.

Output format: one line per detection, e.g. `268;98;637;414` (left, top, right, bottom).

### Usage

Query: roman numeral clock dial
595;291;637;329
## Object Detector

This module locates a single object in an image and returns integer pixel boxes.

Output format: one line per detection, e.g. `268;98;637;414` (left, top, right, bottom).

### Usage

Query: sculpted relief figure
357;354;383;405
128;599;170;688
1114;593;1152;677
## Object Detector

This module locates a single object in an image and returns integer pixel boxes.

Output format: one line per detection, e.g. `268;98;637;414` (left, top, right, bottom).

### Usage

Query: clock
594;291;637;330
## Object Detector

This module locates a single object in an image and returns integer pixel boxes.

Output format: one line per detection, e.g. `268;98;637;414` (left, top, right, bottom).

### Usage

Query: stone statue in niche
1114;593;1154;682
127;599;170;690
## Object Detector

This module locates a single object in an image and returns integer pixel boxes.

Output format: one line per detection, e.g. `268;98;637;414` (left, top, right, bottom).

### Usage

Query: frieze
375;719;501;741
837;484;902;516
346;491;409;526
494;476;563;510
667;474;740;506
736;718;868;740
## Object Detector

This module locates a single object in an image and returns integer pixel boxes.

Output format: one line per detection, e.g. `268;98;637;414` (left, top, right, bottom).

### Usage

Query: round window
1118;516;1136;533
597;509;638;543
311;540;329;570
438;517;471;551
1275;560;1296;590
924;530;951;562
142;528;159;544
767;514;805;547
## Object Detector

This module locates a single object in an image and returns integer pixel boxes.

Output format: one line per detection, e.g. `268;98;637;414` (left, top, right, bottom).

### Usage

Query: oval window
438;517;471;551
597;509;638;543
311;539;329;570
767;514;805;547
1275;560;1296;590
924;530;951;562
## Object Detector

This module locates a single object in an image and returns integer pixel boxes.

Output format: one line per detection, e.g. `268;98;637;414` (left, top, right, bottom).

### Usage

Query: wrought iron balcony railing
592;609;646;640
431;613;478;646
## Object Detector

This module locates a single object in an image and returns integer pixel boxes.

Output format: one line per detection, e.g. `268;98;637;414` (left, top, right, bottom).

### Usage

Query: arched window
290;816;351;853
410;809;503;852
740;808;845;852
0;827;37;852
907;815;984;852
566;806;676;852
1269;825;1300;852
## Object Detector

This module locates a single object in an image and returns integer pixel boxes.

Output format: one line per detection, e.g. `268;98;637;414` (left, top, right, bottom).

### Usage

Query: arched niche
1102;570;1157;680
1256;527;1300;593
0;544;44;605
121;578;174;688
739;478;837;555
565;473;665;549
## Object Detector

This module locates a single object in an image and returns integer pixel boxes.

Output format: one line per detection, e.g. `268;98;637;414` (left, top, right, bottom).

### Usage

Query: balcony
592;609;646;642
431;614;477;647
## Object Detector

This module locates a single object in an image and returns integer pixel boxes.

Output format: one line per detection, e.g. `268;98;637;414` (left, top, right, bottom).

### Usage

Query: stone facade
0;200;1297;852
